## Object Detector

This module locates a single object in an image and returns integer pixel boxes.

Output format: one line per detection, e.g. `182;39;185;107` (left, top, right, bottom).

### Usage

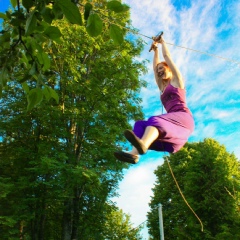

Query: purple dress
133;84;194;153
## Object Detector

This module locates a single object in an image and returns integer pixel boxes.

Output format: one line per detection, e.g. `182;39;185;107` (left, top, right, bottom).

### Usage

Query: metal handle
149;31;164;52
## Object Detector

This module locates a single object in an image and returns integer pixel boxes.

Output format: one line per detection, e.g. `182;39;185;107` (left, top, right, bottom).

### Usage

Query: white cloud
192;121;216;139
112;156;163;224
211;109;240;123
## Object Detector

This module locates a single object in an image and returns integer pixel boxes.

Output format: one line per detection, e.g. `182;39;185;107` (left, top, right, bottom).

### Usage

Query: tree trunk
71;196;80;239
71;185;84;239
19;221;24;240
38;208;46;240
61;200;72;240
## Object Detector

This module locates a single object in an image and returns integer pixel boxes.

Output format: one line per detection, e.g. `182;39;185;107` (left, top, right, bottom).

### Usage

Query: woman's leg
127;126;160;155
127;120;148;155
128;147;139;155
114;122;161;164
141;126;159;149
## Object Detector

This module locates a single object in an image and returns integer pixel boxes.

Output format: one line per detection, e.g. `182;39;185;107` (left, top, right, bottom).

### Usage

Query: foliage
103;208;143;240
0;3;147;239
0;0;131;109
147;139;240;240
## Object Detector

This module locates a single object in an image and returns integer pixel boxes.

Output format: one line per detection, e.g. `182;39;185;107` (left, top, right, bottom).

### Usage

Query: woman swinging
114;36;194;164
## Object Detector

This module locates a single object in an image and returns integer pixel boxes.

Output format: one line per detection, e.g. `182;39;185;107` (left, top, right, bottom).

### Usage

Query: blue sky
1;0;240;238
0;0;9;10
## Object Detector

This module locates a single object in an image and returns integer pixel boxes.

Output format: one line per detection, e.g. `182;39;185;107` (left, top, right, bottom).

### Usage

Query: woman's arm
160;38;184;89
151;42;162;91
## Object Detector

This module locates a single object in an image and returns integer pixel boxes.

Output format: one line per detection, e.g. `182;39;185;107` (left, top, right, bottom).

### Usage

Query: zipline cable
164;42;240;65
129;28;240;66
88;6;240;66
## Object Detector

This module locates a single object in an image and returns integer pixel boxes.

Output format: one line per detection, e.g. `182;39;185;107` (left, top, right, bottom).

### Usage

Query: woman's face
157;64;172;80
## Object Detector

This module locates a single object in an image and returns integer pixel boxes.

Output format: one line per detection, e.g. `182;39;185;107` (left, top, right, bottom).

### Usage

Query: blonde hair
156;61;172;83
156;61;171;74
156;61;169;69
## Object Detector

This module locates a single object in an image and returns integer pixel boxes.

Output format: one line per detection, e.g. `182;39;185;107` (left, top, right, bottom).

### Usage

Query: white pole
158;203;164;240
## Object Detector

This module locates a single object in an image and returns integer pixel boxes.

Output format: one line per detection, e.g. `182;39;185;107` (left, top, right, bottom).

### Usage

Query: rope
160;105;203;232
128;219;148;233
126;153;205;236
165;154;204;232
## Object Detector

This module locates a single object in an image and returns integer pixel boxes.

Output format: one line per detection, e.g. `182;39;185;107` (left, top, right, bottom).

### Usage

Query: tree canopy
0;0;134;109
147;138;240;240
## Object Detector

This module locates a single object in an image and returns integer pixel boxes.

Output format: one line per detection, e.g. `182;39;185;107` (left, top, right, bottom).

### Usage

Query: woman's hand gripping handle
149;31;164;52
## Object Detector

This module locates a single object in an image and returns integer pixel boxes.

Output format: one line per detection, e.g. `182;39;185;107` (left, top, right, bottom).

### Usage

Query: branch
224;186;236;200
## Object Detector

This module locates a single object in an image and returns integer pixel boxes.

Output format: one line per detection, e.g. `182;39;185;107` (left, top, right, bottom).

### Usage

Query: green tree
147;139;240;240
103;208;143;240
0;6;147;240
0;0;132;108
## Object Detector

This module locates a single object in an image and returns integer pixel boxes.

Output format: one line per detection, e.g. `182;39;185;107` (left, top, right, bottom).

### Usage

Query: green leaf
22;82;29;93
109;24;124;45
121;4;130;12
86;13;103;37
43;86;59;103
29;62;37;76
41;7;55;24
57;0;82;25
84;3;92;20
0;32;10;44
44;26;62;41
0;85;2;98
25;11;37;36
107;1;130;13
42;86;51;101
36;52;51;71
0;13;7;20
0;67;8;87
27;88;43;111
43;85;59;103
18;74;31;83
52;4;63;19
10;0;17;8
49;88;59;103
22;0;34;10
